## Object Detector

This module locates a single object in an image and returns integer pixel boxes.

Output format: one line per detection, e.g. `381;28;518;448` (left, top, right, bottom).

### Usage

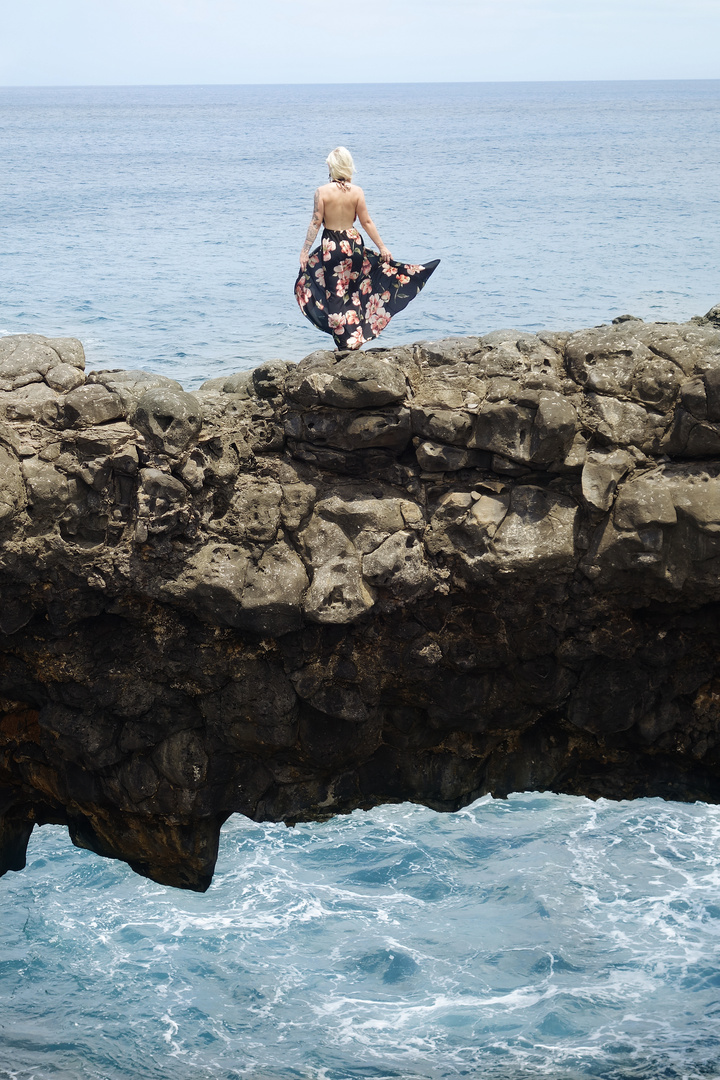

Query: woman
295;147;439;351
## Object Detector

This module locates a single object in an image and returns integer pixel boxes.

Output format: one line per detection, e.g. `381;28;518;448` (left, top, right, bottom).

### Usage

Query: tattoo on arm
302;190;323;253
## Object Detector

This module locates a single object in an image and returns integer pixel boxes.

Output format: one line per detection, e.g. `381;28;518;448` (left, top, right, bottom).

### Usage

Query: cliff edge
2;307;720;889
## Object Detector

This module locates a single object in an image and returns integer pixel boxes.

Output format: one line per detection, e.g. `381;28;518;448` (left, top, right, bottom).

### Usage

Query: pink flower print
362;257;371;276
308;254;320;269
328;312;347;330
366;293;390;335
359;278;373;295
334;258;353;296
382;264;398;277
295;282;312;308
316;300;324;310
322;239;336;262
370;312;390;335
316;267;325;288
396;274;410;285
381;291;391;302
347;228;361;241
345;311;360;326
404;264;425;275
346;328;365;349
340;240;353;255
351;293;361;307
366;294;382;317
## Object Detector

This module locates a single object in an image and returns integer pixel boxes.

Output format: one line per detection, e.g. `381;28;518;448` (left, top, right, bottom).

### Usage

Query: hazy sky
1;0;719;85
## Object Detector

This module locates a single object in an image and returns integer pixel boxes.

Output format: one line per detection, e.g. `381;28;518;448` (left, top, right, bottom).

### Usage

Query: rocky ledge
3;308;720;889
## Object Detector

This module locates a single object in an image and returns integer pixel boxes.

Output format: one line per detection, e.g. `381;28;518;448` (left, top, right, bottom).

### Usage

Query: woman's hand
380;247;393;263
300;250;309;271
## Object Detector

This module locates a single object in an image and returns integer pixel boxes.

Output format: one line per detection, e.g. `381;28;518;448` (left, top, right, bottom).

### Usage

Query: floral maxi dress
295;227;439;350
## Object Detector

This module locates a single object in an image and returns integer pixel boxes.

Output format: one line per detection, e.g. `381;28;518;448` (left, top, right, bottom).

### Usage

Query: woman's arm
356;189;392;262
300;188;324;270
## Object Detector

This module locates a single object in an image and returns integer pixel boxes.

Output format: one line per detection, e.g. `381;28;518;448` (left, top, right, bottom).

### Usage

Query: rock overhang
2;309;720;889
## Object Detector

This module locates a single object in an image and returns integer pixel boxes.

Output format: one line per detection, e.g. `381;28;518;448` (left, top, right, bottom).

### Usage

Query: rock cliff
3;308;720;889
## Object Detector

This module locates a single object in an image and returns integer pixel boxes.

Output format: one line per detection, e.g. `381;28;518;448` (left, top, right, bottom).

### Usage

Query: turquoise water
3;794;720;1079
3;81;720;1078
1;82;719;388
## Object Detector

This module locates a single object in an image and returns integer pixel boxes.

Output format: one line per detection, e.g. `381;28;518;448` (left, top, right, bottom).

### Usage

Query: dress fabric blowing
295;227;439;349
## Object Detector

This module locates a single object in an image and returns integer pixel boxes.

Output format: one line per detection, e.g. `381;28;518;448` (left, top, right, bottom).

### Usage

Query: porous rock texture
3;310;720;889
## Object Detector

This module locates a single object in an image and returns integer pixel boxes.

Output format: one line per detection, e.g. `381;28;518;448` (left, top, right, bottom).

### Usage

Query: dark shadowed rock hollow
3;307;720;889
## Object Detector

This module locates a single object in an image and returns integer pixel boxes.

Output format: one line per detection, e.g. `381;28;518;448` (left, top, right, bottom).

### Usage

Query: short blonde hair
326;146;355;182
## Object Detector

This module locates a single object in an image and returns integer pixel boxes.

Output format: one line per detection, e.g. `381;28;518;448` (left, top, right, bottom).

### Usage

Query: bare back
318;182;362;230
300;180;390;269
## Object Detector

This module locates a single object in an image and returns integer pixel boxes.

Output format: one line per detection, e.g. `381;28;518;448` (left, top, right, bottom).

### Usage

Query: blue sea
1;82;719;387
2;81;720;1080
4;796;720;1080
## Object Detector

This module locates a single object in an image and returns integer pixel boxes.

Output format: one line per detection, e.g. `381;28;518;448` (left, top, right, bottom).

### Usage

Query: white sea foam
3;793;720;1078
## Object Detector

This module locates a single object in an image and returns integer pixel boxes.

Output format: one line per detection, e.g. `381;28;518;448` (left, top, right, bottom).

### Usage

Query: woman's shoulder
318;181;362;194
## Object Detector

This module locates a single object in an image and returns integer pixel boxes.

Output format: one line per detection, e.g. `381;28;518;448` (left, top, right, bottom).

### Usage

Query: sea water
3;795;720;1080
1;82;719;387
2;81;720;1079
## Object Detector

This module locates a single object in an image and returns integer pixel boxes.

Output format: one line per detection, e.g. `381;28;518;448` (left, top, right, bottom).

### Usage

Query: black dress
295;226;439;349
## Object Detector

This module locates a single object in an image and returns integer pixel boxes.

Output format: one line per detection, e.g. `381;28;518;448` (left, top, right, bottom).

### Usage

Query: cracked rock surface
3;311;720;889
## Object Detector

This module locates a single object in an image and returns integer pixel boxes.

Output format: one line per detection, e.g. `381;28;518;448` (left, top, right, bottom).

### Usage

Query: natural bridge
2;308;720;889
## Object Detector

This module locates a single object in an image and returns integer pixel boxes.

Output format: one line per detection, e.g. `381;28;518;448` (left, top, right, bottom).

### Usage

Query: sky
1;0;719;85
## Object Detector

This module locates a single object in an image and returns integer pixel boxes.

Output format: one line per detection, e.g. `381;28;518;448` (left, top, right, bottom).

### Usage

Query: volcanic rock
3;312;720;889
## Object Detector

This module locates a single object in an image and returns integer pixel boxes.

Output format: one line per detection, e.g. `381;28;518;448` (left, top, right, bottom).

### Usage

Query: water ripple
2;794;720;1078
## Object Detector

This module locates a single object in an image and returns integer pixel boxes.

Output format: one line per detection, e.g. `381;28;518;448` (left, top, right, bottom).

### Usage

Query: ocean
1;82;719;386
1;80;720;1080
4;796;720;1079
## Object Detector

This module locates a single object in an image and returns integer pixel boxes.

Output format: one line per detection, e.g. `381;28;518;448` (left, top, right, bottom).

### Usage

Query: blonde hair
326;146;355;182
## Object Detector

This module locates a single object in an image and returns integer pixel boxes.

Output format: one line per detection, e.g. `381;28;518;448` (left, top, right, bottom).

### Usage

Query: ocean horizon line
2;76;720;90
